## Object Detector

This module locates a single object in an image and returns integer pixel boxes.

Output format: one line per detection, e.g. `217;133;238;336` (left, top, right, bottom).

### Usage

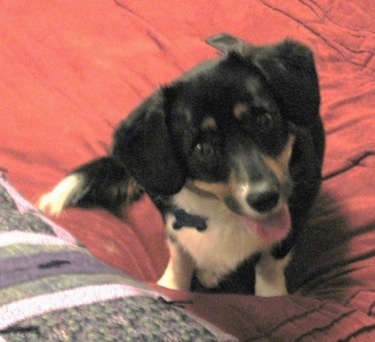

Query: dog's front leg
255;252;291;297
157;239;195;291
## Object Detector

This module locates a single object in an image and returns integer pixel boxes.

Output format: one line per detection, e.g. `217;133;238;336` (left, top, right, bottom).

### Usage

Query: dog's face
164;54;293;220
112;39;321;240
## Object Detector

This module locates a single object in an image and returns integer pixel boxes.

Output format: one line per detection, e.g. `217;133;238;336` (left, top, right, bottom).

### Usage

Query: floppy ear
112;91;185;196
246;40;320;127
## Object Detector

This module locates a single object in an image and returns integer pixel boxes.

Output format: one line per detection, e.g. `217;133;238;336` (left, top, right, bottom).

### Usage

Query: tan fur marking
262;135;295;182
124;178;144;204
187;169;254;202
201;117;217;130
233;102;249;119
187;178;233;200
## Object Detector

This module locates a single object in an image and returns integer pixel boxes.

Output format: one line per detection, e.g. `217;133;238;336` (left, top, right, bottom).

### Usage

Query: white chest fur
166;187;271;288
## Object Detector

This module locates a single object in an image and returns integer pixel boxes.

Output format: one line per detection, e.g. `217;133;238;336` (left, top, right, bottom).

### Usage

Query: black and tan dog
39;34;325;296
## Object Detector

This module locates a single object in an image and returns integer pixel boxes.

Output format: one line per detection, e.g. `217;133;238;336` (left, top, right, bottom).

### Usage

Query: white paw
255;253;291;297
196;269;221;289
157;270;191;292
37;174;84;215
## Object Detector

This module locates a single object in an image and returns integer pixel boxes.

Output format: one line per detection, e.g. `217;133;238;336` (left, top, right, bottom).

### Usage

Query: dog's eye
256;112;275;131
194;143;215;159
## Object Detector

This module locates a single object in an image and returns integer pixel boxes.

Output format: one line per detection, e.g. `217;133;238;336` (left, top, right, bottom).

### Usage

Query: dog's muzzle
226;179;292;243
189;178;292;244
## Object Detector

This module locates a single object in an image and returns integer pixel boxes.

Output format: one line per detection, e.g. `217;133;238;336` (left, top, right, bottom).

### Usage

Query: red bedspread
2;0;375;339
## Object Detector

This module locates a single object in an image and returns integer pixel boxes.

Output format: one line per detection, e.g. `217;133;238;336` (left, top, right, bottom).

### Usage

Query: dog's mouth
224;191;291;243
242;204;291;243
224;193;291;243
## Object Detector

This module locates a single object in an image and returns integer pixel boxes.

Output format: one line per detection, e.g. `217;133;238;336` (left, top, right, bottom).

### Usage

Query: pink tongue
244;206;291;243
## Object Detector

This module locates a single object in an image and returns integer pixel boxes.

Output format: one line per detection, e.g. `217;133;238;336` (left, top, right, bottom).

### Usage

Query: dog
38;33;325;296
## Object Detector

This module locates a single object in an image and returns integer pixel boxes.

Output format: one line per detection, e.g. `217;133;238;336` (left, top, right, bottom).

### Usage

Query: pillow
0;175;232;341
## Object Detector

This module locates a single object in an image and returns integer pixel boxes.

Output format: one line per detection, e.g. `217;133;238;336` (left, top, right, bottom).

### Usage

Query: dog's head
113;36;320;240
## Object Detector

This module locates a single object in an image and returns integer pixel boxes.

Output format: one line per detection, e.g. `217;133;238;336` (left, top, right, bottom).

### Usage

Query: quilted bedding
1;0;375;340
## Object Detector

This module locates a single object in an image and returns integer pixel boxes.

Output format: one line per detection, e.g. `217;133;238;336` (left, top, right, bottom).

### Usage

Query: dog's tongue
244;206;291;243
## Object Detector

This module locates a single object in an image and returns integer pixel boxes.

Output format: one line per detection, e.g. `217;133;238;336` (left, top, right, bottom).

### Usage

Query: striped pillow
0;175;230;341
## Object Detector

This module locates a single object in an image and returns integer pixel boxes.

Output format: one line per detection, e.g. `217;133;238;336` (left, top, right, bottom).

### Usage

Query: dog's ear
206;33;247;55
112;91;185;196
246;40;320;127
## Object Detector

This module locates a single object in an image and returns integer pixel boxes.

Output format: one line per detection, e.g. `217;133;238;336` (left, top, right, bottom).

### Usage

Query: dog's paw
157;271;191;292
255;252;291;297
157;250;194;292
38;174;85;215
196;269;221;289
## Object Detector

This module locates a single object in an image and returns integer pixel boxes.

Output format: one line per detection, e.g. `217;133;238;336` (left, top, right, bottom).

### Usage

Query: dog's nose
246;191;280;213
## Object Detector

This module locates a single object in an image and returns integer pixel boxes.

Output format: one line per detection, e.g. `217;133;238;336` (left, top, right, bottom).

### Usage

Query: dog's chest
165;187;269;272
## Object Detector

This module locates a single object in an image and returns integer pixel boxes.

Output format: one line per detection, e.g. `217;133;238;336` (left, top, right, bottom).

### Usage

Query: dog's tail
38;157;144;217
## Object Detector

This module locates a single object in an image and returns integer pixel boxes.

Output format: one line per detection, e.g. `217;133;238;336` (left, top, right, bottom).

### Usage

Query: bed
1;0;375;340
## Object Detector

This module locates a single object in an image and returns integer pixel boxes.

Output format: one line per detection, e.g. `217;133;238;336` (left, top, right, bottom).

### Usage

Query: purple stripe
0;250;128;288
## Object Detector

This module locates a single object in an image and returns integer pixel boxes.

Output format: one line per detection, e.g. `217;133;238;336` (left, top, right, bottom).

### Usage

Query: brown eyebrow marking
201;117;217;130
233;102;249;119
261;135;295;182
186;170;241;201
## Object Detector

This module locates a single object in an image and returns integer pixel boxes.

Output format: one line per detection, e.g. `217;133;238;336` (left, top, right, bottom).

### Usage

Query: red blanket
2;0;375;339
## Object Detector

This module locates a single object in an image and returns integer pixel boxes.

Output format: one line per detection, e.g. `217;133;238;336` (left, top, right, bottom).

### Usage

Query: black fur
49;34;324;293
68;157;143;217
